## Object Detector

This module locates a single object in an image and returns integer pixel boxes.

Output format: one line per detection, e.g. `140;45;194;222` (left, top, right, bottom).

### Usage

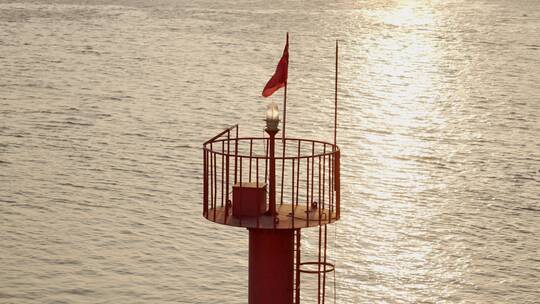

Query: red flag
262;36;289;97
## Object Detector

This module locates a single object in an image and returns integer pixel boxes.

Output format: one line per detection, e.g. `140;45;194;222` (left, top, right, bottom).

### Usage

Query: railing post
203;147;208;217
335;150;340;220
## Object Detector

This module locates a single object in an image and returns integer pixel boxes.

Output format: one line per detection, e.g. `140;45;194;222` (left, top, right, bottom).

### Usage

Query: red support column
266;129;278;215
249;228;294;304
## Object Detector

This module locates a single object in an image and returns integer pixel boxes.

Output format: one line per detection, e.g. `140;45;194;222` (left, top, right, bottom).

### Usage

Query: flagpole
334;39;338;147
279;32;288;207
283;32;289;141
283;81;287;141
283;80;287;140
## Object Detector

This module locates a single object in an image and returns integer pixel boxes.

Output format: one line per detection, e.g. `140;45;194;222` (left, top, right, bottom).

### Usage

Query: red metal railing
203;126;340;230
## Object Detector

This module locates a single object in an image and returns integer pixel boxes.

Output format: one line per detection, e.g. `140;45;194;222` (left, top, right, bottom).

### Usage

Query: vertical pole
295;229;301;304
221;141;224;207
296;140;301;207
267;129;278;215
239;157;243;227
306;153;310;227
336;151;340;220
317;225;322;304
317;156;322;304
283;32;288;141
329;154;333;218
334;40;338;147
291;158;300;220
203;148;208;217
265;138;269;186
256;158;260;228
249;139;253;182
283;82;287;141
291;158;295;229
225;132;230;223
235;127;239;184
280;141;286;206
213;152;217;219
280;33;289;208
322;224;328;304
322;145;326;210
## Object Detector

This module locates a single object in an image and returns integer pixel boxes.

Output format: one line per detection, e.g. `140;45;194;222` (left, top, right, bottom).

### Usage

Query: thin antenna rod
334;40;339;147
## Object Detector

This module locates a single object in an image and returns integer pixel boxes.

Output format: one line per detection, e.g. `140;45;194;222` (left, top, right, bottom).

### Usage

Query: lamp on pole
265;102;280;215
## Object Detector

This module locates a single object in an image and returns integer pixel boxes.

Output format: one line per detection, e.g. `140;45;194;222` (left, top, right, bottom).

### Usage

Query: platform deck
206;203;337;229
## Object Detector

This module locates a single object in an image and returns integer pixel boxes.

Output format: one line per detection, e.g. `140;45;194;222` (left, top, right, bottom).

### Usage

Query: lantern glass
265;102;280;131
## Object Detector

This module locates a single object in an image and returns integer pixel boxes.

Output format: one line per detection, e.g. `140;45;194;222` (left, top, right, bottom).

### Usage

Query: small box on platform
232;182;267;217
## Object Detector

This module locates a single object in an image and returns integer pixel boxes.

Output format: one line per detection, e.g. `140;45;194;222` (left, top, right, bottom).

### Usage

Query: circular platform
203;126;341;230
205;203;338;229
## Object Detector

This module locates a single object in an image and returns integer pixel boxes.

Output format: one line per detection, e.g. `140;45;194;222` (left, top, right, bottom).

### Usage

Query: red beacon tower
203;38;341;304
202;99;341;304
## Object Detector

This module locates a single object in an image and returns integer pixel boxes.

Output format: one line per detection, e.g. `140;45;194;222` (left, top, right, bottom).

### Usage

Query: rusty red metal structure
203;124;341;303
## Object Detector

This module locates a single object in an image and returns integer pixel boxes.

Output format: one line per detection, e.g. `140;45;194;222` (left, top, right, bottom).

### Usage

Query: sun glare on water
376;2;435;27
344;1;468;301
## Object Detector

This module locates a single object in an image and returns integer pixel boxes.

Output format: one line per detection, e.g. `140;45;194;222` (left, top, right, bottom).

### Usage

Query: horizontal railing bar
203;149;340;160
207;136;337;148
204;124;239;145
204;137;340;160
